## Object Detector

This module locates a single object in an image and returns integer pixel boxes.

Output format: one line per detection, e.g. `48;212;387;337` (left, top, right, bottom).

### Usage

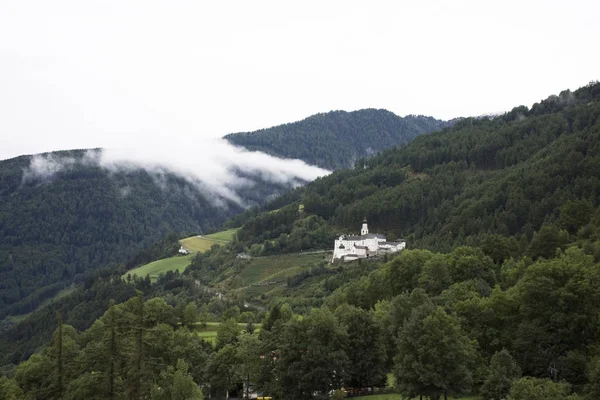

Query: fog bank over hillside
22;138;330;206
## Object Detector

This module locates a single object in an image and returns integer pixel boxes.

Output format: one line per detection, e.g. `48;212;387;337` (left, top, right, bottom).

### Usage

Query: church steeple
361;218;369;235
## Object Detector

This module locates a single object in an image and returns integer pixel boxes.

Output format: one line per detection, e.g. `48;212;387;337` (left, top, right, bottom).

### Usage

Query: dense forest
5;242;600;399
0;233;184;368
233;81;600;259
225;109;453;170
0;150;296;321
0;109;447;323
2;82;600;399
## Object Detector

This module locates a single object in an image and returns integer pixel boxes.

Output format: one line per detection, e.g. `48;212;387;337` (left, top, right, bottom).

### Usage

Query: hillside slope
233;82;600;257
225;109;452;170
0;150;293;319
4;83;600;399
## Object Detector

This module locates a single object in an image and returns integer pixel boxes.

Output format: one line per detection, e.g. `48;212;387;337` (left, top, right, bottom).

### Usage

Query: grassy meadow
193;321;261;346
179;228;237;252
238;253;323;286
123;229;237;281
124;254;194;282
236;253;325;286
204;229;238;242
217;251;332;307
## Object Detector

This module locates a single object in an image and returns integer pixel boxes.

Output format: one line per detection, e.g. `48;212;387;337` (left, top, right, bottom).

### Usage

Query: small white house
178;246;189;255
331;219;405;262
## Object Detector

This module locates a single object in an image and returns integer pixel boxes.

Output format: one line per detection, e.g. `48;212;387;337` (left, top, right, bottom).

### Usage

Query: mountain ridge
0;148;299;320
229;81;600;256
3;83;600;400
225;108;453;169
0;108;447;322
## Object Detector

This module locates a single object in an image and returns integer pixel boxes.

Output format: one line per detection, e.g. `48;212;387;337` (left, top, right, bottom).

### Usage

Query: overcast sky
1;0;598;161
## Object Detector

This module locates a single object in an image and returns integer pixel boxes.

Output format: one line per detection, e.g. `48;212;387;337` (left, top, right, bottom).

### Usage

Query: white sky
1;0;599;161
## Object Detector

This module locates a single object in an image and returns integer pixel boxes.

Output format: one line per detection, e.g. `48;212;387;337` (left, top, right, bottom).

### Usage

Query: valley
3;0;600;398
1;82;600;400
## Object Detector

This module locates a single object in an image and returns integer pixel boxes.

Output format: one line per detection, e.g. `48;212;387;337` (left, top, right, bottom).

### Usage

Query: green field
194;321;261;345
124;254;194;282
195;328;218;345
123;229;237;282
236;253;326;287
179;228;237;253
205;229;238;242
216;251;334;305
179;236;225;252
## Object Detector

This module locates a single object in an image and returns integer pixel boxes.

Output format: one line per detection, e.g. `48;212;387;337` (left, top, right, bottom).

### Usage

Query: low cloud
22;139;330;207
22;154;78;182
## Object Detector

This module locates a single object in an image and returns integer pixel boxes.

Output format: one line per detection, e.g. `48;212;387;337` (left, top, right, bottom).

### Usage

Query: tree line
5;243;600;399
3;81;600;399
0;152;240;320
0;148;301;322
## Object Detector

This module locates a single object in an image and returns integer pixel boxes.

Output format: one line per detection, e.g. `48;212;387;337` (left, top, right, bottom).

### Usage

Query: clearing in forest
193;321;262;345
124;254;194;282
236;252;325;287
179;228;238;252
123;229;238;282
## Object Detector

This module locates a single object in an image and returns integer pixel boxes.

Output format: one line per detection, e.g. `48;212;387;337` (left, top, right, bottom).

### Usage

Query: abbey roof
343;233;386;240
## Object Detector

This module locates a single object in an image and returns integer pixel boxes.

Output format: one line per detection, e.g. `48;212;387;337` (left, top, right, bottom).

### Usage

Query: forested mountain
0;150;295;321
0;233;182;368
3;82;600;400
0;109;448;322
191;81;600;400
233;81;600;258
225;109;453;170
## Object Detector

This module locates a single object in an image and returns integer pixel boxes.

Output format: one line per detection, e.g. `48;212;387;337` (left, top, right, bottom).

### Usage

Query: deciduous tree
480;349;521;400
394;304;476;400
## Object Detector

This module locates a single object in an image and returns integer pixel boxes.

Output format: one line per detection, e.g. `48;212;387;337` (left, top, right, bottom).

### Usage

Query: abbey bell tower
361;218;369;236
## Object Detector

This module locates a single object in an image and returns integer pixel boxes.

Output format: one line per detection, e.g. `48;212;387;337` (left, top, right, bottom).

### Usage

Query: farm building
331;219;405;262
178;246;189;255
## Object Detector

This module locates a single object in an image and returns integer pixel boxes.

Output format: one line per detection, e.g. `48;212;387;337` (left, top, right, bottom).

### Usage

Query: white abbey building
332;219;406;262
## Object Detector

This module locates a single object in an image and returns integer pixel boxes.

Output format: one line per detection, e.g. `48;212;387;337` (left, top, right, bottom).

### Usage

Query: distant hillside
0;150;293;320
123;229;238;282
232;81;600;257
4;82;600;399
225;109;453;170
